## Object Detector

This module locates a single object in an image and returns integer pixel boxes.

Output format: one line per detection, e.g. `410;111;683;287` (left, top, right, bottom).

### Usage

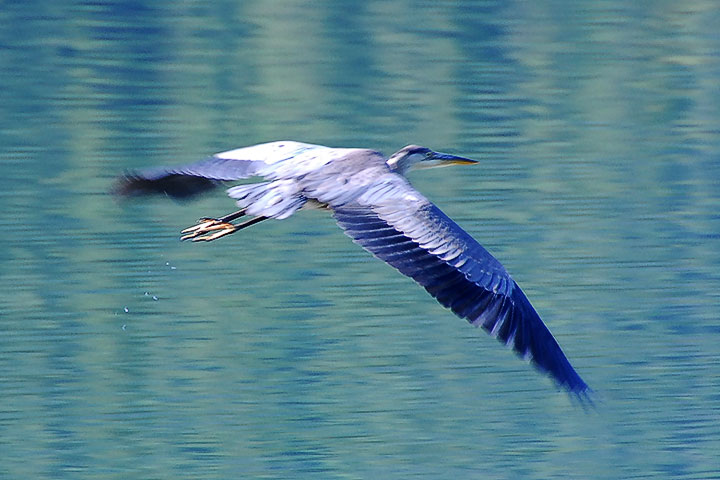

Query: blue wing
333;203;589;395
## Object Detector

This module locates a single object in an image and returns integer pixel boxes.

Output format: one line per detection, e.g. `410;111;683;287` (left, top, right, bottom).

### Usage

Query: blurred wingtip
110;170;220;199
549;360;593;405
111;171;142;198
569;384;601;412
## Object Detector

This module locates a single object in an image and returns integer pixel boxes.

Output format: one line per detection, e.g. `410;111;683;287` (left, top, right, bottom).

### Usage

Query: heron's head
386;145;478;174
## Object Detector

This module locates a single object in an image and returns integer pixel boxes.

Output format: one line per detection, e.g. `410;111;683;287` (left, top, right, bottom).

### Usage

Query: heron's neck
386;157;416;175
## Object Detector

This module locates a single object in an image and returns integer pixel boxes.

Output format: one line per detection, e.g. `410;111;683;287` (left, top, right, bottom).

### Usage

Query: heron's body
117;141;589;396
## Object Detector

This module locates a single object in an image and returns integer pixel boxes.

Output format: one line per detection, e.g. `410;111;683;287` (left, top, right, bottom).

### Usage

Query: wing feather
333;202;589;395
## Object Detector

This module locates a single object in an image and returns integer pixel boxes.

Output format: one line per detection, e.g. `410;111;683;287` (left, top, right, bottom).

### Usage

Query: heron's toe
180;219;237;241
181;218;218;234
190;224;238;242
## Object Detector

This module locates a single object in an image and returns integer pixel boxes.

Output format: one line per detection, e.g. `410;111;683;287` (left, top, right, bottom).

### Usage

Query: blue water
1;1;719;478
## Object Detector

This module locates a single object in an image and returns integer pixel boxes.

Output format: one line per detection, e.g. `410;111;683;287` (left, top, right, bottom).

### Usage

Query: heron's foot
181;218;238;242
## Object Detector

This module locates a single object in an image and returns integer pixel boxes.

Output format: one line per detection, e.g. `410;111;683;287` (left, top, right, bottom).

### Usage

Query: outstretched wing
115;141;338;198
114;156;264;198
332;189;589;395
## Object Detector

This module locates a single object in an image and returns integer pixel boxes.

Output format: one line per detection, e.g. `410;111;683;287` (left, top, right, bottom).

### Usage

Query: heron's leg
184;208;248;229
180;209;268;242
218;209;248;223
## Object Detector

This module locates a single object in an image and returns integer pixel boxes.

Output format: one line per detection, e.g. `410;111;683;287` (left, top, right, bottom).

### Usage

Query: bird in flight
116;141;589;396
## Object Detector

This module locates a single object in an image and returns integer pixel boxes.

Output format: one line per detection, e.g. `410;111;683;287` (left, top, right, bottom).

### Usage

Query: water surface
1;2;719;479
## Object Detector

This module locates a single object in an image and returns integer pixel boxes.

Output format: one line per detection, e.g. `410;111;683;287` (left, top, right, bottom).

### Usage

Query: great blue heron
116;141;590;396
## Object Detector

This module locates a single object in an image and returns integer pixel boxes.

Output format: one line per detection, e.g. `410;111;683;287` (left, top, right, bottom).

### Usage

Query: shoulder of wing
214;142;388;181
214;141;325;161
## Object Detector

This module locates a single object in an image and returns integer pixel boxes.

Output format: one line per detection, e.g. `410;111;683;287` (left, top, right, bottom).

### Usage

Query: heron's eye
424;151;433;159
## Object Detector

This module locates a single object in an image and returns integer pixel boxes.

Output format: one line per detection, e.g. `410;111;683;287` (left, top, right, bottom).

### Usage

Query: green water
1;1;719;478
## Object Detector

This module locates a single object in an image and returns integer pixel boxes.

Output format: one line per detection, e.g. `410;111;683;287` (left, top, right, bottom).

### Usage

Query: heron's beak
432;152;479;165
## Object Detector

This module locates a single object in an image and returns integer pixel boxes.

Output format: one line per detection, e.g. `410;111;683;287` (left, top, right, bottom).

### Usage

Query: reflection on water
1;1;719;479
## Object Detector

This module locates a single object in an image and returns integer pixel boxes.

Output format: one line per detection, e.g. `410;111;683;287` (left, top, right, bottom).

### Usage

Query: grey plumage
116;141;590;397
